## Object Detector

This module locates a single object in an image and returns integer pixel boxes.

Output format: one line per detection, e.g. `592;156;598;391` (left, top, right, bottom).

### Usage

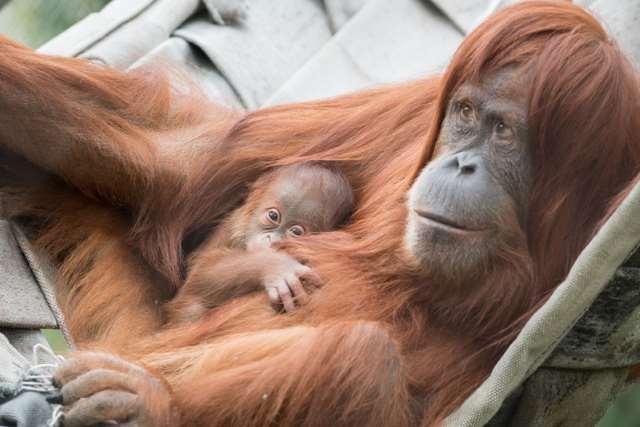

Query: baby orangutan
164;163;354;324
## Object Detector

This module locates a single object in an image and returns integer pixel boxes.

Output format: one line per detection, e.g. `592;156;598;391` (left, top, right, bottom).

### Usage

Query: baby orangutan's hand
260;249;321;312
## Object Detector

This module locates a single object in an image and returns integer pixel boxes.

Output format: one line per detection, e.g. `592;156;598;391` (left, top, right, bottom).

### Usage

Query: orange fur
0;2;639;425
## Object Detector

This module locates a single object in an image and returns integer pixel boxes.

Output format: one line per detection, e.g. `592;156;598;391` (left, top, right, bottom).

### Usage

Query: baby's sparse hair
251;163;354;229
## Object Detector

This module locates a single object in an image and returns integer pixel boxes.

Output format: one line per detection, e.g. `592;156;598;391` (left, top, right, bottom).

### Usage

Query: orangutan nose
447;152;479;176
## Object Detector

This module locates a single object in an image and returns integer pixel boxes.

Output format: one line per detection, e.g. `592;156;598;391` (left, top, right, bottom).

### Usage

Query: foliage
0;0;109;48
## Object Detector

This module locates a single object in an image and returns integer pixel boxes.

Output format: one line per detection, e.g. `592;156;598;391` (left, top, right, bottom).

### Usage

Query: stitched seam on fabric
10;224;74;349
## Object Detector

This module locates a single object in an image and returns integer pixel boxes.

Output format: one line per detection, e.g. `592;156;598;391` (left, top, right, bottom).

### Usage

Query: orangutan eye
265;208;281;224
494;121;513;140
458;102;475;121
288;225;305;237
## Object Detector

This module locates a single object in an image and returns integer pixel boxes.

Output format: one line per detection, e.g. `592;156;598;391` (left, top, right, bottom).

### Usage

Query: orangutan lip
413;209;479;232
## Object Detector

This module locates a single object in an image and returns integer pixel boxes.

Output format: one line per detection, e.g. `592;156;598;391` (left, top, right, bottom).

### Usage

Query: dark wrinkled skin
53;352;177;427
405;71;532;282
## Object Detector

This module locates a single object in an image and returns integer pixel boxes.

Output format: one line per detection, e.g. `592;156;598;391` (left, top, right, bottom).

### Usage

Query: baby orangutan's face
245;179;332;250
246;205;307;250
244;166;352;250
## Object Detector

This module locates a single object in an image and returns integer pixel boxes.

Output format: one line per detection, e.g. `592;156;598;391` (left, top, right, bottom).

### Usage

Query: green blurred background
0;0;109;47
1;1;638;425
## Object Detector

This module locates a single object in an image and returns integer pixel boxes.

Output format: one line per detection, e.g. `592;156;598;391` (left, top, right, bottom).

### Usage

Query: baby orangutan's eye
288;225;305;237
265;208;281;224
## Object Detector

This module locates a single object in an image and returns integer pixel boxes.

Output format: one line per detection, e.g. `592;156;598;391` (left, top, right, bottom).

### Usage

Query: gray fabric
174;0;334;109
130;37;245;109
10;226;70;347
0;221;56;329
588;0;640;66
266;0;463;106
202;0;248;26
69;0;339;109
431;0;494;33
39;0;156;57
323;0;369;32
0;334;27;397
0;334;61;427
0;392;55;427
40;0;200;69
1;330;51;365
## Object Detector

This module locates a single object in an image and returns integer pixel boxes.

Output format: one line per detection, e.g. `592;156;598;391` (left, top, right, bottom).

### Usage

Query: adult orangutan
0;1;638;426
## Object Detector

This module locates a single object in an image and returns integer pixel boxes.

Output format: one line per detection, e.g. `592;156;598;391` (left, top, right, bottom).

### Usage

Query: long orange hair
1;1;639;425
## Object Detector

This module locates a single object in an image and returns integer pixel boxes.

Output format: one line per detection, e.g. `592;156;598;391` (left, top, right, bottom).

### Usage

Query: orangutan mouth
414;208;480;233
